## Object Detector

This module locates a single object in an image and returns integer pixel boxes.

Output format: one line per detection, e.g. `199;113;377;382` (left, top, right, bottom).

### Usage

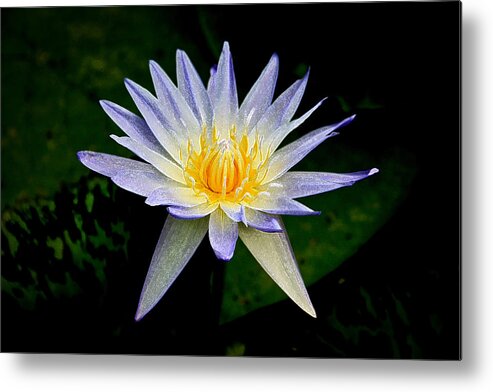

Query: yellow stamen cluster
182;127;270;204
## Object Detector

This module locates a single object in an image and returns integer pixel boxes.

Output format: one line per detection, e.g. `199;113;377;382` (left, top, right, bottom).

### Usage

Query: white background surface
0;0;490;391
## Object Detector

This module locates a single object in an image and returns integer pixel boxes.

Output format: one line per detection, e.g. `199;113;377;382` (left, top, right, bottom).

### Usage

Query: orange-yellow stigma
183;127;269;204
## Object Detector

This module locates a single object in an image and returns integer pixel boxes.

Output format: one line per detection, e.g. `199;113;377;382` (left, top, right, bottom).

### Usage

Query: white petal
243;207;283;233
249;195;320;216
124;78;183;162
176;50;213;129
237;53;279;133
77;151;152;177
111;169;172;197
110;135;186;184
135;215;208;321
265;98;326;152
168;203;218;220
209;208;238;261
263;169;380;199
99;100;168;157
149;60;201;140
207;65;217;97
238;219;316;317
211;42;238;136
220;201;245;222
145;187;207;207
255;70;309;135
78;151;169;197
263;115;355;183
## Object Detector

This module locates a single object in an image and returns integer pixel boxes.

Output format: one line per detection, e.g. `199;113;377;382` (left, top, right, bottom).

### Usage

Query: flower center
204;139;241;193
182;127;269;204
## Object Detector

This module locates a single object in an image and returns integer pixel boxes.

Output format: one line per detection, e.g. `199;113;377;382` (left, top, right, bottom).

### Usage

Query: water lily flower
78;42;378;321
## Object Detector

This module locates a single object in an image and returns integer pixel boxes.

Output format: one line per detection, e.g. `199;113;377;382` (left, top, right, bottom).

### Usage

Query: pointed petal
135;215;208;321
78;151;171;197
238;219;316;317
149;60;201;139
168;203;218;220
145;187;207;207
207;65;217;97
110;135;186;184
211;42;238;136
176;50;213;129
220;201;245;222
266;98;326;152
243;207;283;233
263;115;356;183
255;70;309;135
237;53;279;133
263;168;380;199
99;100;167;156
77;151;152;177
124;78;183;162
209;208;238;261
249;195;320;216
111;169;174;197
